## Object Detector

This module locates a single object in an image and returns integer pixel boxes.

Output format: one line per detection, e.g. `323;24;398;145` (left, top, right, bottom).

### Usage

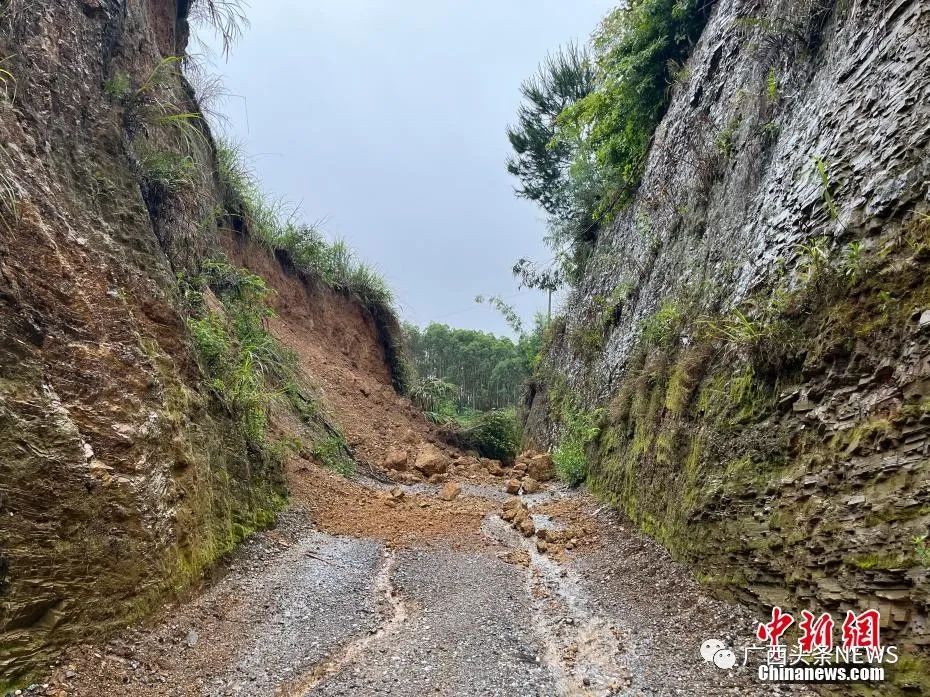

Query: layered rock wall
528;0;930;684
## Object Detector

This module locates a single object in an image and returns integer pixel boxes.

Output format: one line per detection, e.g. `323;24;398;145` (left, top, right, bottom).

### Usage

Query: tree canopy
404;319;546;412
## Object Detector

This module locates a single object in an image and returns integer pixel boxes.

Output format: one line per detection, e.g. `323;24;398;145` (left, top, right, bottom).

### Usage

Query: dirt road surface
28;463;812;697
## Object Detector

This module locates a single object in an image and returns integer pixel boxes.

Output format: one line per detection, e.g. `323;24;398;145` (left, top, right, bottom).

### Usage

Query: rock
501;497;525;522
501;549;530;567
383;448;408;471
918;309;930;328
438;482;462;501
185;630;198;648
389;487;405;501
505;479;521;495
516;515;535;537
536;539;549;554
521;477;540;494
525;454;555;482
480;458;505;476
414;443;449;477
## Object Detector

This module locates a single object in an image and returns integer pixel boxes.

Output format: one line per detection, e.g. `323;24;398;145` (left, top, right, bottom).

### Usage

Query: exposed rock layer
527;0;930;686
0;0;387;687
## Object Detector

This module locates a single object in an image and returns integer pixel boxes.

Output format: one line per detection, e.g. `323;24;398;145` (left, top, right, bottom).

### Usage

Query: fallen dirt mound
288;460;495;549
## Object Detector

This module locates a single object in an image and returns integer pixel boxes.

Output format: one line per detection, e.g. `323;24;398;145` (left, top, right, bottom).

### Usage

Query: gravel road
26;475;814;697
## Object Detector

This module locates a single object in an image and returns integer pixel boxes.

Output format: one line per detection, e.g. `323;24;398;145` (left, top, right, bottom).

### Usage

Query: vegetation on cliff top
508;0;714;287
215;140;413;393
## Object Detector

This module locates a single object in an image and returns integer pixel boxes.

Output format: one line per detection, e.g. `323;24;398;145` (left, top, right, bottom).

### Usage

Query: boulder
505;479;521;495
414;443;449;477
383;448;409;471
516;515;535;537
525;454;555;482
521;477;541;494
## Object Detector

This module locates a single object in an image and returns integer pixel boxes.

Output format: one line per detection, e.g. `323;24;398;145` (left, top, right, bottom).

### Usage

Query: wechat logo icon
700;638;736;670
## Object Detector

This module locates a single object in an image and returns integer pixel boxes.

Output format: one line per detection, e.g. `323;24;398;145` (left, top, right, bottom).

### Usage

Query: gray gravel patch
308;548;556;697
207;533;384;695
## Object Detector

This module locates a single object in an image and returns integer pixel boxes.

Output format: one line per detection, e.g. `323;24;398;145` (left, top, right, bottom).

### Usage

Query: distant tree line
403;320;544;412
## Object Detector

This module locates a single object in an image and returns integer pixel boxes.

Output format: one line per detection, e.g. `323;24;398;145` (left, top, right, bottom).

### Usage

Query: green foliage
641;301;683;347
104;72;132;101
186;259;296;448
313;433;355;477
553;405;603;486
508;0;713;286
766;66;779;103
140;150;198;193
714;115;742;159
812;155;838;220
409;377;460;422
915;535;930;567
404;322;533;411
556;0;714;219
507;43;594;219
448;408;521;463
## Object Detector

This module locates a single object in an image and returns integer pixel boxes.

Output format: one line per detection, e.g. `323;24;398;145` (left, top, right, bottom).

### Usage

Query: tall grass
189;0;250;58
215;139;412;393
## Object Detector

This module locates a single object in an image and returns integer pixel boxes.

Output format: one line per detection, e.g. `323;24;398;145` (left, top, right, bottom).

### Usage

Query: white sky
200;1;616;337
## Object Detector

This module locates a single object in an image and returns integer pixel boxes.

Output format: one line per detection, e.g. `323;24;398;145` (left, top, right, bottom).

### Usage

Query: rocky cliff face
0;1;389;687
528;0;930;685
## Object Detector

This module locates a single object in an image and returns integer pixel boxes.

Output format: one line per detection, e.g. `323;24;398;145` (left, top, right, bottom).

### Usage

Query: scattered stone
500;549;530;567
536;539;549;554
521;477;540;494
438;482;462;501
505;479;521;495
185;630;198;648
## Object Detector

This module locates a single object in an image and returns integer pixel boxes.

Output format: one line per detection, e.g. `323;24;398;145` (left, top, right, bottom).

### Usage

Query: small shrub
446;409;521;463
915;535;930;567
410;377;459;421
553;440;588;487
104;72;132;101
641;301;683;347
812;156;838;220
140;150;198;193
313;433;355;476
766;67;779;103
553;405;603;486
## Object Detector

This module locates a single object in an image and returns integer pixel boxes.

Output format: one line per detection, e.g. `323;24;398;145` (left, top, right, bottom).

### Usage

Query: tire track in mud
282;548;408;696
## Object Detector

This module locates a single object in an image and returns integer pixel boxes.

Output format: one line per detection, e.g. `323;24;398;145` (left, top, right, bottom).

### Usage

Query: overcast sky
200;1;615;338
